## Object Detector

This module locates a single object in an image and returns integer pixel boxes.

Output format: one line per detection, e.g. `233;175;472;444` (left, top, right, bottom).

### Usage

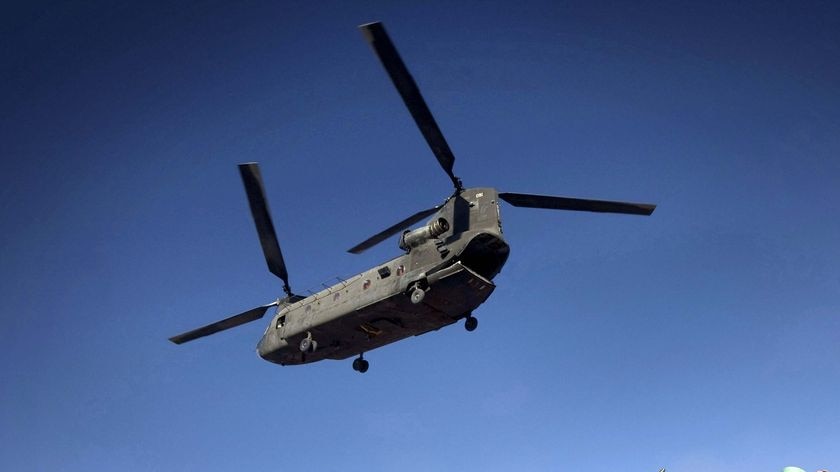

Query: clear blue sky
2;1;839;471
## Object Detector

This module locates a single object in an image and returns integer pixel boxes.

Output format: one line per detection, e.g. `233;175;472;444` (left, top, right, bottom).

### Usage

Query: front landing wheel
352;358;370;373
299;336;317;353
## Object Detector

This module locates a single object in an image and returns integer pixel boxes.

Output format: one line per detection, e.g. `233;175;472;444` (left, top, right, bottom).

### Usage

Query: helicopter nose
256;335;270;358
256;334;288;363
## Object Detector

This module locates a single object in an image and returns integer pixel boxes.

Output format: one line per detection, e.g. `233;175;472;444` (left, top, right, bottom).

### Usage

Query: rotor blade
499;192;656;216
238;163;291;294
359;22;462;191
348;206;440;254
169;301;279;345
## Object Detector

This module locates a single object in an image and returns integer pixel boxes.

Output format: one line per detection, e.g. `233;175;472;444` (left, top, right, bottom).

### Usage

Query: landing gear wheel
410;287;425;304
352;357;370;373
299;332;317;353
464;315;478;332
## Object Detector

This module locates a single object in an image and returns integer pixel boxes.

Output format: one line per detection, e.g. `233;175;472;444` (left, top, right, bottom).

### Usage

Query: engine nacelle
399;217;450;251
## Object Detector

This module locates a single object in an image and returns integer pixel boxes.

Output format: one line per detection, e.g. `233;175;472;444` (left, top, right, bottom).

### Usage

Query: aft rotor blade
238;163;291;294
169;301;279;345
348;206;440;254
499;192;656;216
359;22;462;191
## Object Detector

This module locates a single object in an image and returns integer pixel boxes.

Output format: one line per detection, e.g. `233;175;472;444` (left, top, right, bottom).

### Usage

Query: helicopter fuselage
257;187;510;365
168;22;656;373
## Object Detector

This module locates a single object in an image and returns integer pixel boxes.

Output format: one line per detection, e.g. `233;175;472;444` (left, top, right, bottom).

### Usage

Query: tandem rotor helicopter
170;22;656;373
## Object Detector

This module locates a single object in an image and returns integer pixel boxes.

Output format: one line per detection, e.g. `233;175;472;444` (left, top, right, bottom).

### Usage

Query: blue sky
2;1;839;471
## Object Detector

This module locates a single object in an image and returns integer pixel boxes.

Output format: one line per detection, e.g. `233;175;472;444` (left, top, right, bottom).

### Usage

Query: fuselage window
276;315;286;328
396;264;405;276
363;279;371;290
333;292;340;301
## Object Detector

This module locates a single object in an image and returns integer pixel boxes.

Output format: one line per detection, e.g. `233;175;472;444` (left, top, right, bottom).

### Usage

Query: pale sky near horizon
2;1;839;471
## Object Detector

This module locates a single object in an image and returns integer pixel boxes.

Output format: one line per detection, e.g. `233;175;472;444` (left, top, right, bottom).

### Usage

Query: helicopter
169;22;656;373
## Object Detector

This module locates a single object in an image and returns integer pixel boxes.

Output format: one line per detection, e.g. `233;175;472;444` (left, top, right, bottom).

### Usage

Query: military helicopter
169;22;656;373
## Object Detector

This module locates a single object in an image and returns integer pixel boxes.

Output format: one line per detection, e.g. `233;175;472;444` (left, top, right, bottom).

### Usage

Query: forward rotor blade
348;206;440;254
238;163;291;294
499;192;656;216
169;301;279;345
359;22;462;191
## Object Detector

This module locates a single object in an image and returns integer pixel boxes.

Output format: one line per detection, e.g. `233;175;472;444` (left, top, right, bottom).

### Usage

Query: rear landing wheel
464;315;478;332
410;287;425;304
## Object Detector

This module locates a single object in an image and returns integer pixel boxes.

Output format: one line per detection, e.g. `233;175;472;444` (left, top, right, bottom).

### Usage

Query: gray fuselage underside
257;187;510;365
